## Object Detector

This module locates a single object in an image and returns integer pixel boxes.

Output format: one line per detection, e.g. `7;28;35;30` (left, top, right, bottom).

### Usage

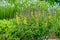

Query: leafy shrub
53;7;60;38
0;11;58;40
0;14;51;40
0;0;50;19
0;0;60;40
0;10;60;40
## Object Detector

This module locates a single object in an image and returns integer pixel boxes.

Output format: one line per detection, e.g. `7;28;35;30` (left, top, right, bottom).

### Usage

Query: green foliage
53;7;60;38
45;0;60;5
0;0;60;40
0;0;50;19
0;5;16;19
0;10;60;40
0;0;20;19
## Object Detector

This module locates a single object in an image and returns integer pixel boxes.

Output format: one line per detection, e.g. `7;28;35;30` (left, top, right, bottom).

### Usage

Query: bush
0;10;60;40
0;0;60;40
53;7;60;38
0;14;52;40
0;0;50;19
1;11;59;40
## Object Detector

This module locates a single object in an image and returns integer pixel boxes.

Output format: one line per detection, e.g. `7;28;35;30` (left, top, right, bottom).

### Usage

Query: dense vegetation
0;0;60;40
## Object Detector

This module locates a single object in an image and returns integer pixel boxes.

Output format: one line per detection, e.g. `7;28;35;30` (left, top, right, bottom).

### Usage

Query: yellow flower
16;14;20;24
24;17;27;25
48;15;51;19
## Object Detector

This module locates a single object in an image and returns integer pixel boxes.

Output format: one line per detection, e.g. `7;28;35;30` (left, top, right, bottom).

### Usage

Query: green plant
0;0;60;40
0;4;16;19
0;0;20;19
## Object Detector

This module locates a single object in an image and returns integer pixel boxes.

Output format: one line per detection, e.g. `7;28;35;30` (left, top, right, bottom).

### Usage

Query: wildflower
24;17;27;25
16;14;20;24
48;15;51;19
